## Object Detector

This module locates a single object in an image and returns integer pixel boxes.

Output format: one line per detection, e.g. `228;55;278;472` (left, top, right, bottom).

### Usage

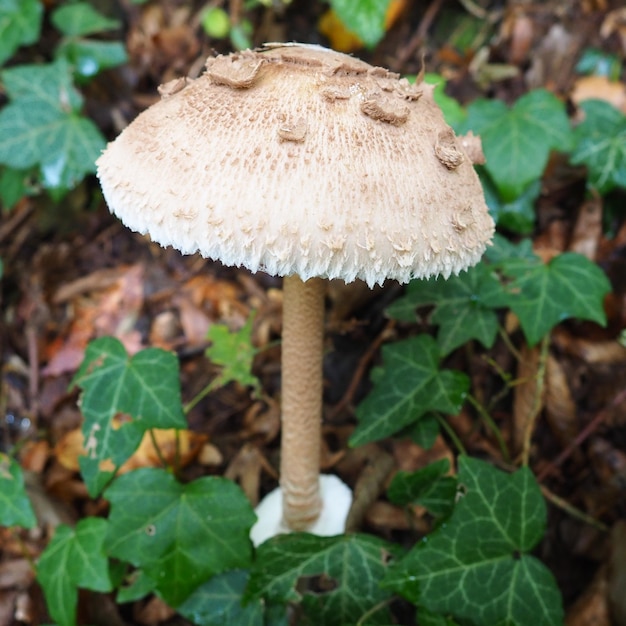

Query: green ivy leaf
570;99;626;193
0;59;105;191
417;607;460;626
387;458;457;518
56;39;128;79
383;457;564;626
51;2;121;36
104;468;255;607
575;48;621;80
247;533;400;626
0;454;36;528
37;518;112;626
72;337;187;496
496;252;611;345
329;0;391;48
387;264;506;355
484;233;537;266
0;167;32;210
178;570;264;626
460;90;573;202
480;169;539;234
116;569;157;604
407;413;440;450
0;0;43;65
350;336;469;446
206;314;260;392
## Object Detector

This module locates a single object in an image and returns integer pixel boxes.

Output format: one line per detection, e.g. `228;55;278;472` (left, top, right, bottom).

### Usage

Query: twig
467;394;510;463
327;320;395;421
396;0;445;67
537;387;626;482
540;485;608;532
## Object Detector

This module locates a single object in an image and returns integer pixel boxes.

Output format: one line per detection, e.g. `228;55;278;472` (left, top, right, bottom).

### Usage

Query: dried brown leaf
512;344;543;453
545;354;579;453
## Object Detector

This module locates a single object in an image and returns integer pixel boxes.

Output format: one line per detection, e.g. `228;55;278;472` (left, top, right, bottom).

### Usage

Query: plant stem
467;394;510;463
280;275;325;530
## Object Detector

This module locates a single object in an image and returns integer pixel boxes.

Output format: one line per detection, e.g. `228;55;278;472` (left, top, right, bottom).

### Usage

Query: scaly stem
280;275;325;530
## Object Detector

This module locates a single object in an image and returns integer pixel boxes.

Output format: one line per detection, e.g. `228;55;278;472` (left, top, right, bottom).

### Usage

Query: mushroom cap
97;44;494;287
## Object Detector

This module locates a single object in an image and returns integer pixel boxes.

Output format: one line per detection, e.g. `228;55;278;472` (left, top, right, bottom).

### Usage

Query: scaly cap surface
97;43;494;287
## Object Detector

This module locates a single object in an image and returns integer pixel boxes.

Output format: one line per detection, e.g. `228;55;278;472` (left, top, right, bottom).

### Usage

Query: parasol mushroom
96;43;494;544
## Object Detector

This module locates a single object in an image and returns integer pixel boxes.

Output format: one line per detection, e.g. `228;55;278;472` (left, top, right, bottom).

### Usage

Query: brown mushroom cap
97;44;494;287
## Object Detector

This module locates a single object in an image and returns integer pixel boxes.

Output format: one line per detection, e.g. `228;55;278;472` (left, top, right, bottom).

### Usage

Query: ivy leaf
329;0;391;48
56;40;128;80
383;457;564;626
484;233;537;266
460;90;572;201
0;59;105;191
417;608;460;626
104;468;256;607
0;0;43;65
496;252;611;345
247;533;400;626
350;336;468;446
480;169;540;234
72;337;187;496
571;99;626;193
0;167;33;210
206;314;260;392
51;2;121;36
37;518;112;626
0;454;36;528
387;458;457;518
178;570;264;626
387;264;506;355
407;413;440;450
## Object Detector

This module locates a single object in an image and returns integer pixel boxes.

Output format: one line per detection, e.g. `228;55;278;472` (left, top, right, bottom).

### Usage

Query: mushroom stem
280;274;325;530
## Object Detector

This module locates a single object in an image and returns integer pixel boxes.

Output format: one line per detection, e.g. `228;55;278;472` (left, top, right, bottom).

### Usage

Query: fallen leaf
571;75;626;114
512;344;543;453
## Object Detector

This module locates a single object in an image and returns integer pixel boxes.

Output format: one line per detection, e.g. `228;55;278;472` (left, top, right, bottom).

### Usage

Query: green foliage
178;570;266;626
330;0;392;48
71;337;186;495
0;59;105;194
480;171;540;234
104;468;256;607
350;335;469;446
388;458;457;518
0;1;125;202
489;249;611;346
387;262;505;356
0;0;43;66
247;533;401;625
459;89;573;202
383;457;564;626
206;315;261;392
387;236;610;350
576;47;621;80
570;99;626;194
37;518;113;626
0;453;36;528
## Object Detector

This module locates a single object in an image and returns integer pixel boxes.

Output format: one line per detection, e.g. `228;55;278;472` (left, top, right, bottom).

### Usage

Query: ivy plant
384;457;564;626
0;1;126;205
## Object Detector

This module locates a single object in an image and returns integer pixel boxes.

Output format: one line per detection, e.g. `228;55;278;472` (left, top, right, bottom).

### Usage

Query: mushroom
96;43;494;544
